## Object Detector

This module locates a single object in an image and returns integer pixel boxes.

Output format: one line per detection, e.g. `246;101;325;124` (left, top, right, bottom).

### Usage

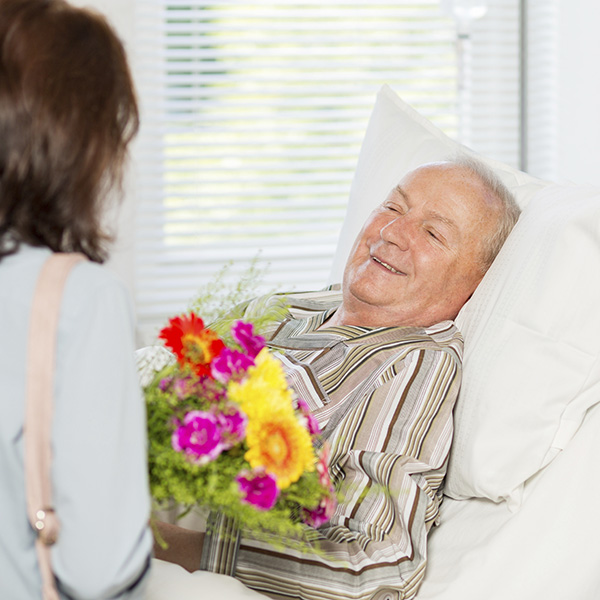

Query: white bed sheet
147;560;267;600
147;402;600;599
419;400;600;600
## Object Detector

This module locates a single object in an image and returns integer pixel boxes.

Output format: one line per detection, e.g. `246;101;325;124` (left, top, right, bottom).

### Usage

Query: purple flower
231;321;265;359
296;398;321;436
211;348;255;384
173;376;195;400
172;410;224;464
159;376;173;392
236;469;279;511
216;403;247;449
301;494;337;528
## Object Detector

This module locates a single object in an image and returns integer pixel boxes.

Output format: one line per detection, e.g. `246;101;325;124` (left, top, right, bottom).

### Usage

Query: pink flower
302;494;337;528
172;411;224;464
236;469;280;511
302;443;337;526
216;403;247;449
231;321;265;358
170;374;225;403
296;398;321;436
173;376;195;400
211;348;254;384
159;376;173;391
316;443;333;488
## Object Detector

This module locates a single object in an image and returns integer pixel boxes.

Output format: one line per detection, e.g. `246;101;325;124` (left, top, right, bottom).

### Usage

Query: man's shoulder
245;287;343;318
284;286;343;314
368;321;463;365
420;320;464;362
234;287;341;341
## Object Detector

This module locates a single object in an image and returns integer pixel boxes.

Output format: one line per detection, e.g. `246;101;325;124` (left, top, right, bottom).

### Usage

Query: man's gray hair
451;154;521;273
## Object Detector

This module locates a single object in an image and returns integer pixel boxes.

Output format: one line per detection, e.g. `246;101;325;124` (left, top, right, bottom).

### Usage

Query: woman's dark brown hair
0;0;139;262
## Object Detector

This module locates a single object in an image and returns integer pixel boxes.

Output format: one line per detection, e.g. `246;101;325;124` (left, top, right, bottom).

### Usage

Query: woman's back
0;2;151;594
0;245;152;598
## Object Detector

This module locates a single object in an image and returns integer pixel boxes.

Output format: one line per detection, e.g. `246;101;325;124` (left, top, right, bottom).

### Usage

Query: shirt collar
268;306;435;351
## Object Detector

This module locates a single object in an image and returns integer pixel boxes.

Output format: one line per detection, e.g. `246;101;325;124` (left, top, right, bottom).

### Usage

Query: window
134;0;523;344
523;0;558;181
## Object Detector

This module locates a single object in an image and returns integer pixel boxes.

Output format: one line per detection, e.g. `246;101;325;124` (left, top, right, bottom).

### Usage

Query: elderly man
156;158;520;600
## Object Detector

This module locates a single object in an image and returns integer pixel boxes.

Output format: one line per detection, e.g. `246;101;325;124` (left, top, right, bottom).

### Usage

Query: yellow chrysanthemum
245;412;315;489
228;349;294;420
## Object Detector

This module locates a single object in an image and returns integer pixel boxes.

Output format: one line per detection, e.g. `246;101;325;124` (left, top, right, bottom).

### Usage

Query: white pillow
329;85;600;506
449;183;600;506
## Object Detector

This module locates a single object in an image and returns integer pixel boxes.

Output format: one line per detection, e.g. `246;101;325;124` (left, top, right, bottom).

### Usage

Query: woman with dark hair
0;0;152;598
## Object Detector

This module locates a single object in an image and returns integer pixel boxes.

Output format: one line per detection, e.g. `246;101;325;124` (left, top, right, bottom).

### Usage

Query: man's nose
380;216;411;250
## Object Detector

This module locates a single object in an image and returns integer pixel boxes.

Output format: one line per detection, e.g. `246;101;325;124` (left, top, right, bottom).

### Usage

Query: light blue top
0;245;152;599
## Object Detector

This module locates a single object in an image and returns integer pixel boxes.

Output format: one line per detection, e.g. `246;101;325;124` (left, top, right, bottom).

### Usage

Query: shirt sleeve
50;264;153;599
201;346;461;600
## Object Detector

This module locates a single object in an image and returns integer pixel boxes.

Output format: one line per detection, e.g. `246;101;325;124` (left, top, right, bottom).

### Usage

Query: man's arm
154;521;205;573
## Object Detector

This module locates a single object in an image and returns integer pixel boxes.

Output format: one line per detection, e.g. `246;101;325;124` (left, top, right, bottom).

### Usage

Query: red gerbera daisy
159;312;225;378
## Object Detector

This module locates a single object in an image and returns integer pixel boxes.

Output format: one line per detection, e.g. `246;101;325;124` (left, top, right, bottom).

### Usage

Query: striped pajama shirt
201;288;463;600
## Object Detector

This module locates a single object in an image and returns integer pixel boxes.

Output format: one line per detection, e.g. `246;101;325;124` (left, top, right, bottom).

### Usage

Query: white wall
73;0;134;41
556;0;600;186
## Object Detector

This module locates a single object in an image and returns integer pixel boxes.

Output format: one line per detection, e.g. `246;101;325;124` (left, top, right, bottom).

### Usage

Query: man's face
340;163;502;327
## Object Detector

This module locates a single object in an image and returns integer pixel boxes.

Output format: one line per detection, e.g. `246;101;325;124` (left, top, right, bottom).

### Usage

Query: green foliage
189;257;268;327
189;257;290;345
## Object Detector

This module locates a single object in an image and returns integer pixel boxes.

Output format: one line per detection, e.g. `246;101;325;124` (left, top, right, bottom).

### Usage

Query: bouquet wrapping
144;312;337;543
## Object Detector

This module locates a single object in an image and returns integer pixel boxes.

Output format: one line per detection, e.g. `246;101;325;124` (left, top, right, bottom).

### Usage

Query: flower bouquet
144;311;337;544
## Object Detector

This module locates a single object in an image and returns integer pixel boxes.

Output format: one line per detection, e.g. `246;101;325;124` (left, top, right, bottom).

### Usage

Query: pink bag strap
24;252;87;600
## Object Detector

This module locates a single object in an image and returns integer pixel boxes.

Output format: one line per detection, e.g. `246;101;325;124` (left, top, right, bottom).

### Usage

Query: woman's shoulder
61;256;134;326
1;246;133;326
66;255;129;297
1;245;128;295
2;246;133;327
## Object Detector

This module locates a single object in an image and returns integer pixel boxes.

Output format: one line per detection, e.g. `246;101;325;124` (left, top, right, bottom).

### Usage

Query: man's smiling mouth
372;256;406;275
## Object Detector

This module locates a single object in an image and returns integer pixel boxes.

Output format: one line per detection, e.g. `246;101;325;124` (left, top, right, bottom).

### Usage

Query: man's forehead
400;162;474;187
400;161;453;183
392;183;460;233
396;163;491;210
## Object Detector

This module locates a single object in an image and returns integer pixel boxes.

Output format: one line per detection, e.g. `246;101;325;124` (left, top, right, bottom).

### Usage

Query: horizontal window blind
133;0;521;344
